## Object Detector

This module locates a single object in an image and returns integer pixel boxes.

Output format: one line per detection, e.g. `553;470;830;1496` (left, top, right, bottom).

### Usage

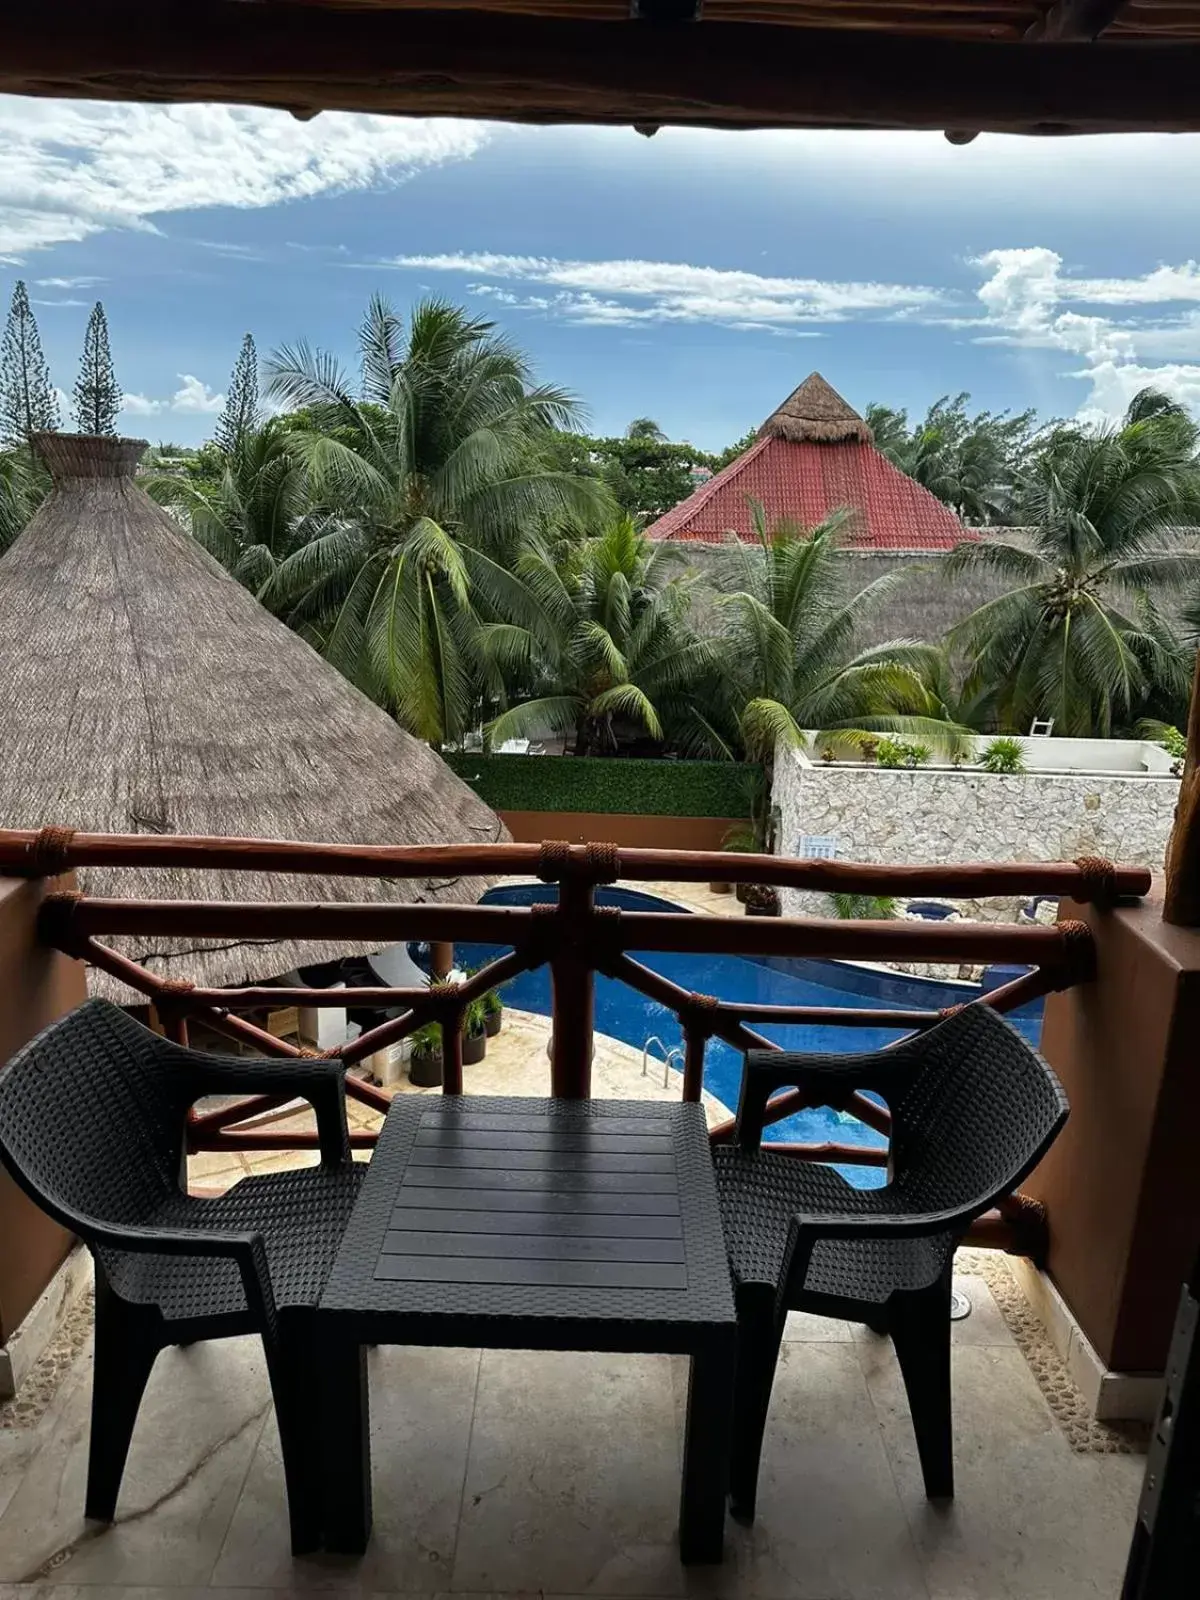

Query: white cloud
36;275;101;289
0;99;489;258
33;297;86;308
968;247;1200;420
389;250;943;332
121;393;162;417
121;375;224;418
171;375;223;414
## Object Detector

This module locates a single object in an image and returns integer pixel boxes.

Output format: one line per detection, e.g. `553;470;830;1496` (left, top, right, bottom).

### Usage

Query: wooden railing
0;828;1150;1257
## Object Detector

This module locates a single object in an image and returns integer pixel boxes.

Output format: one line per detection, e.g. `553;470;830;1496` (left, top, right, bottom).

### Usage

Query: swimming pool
447;884;1044;1189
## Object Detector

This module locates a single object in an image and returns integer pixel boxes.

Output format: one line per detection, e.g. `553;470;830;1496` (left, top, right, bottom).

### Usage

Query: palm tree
486;516;712;754
149;420;320;596
264;297;611;745
945;394;1200;736
867;394;1034;526
0;445;49;553
691;503;955;767
625;417;668;442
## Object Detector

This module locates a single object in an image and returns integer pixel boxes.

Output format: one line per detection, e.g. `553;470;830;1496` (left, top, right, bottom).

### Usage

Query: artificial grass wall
445;754;760;819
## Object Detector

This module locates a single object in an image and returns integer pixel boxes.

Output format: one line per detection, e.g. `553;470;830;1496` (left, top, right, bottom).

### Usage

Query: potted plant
483;986;503;1037
744;883;781;917
462;997;488;1065
408;1021;443;1087
721;819;761;903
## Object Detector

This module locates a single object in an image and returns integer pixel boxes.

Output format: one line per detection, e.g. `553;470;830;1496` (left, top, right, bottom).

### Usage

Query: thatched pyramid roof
0;434;507;998
758;372;874;445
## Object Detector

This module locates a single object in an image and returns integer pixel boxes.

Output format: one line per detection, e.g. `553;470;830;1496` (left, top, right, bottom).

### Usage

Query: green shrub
1159;725;1188;760
445;754;762;818
409;1021;442;1057
979;737;1026;774
876;738;931;770
826;892;898;920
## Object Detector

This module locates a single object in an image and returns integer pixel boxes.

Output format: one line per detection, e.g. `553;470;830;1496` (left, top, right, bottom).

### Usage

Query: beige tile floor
0;1269;1142;1600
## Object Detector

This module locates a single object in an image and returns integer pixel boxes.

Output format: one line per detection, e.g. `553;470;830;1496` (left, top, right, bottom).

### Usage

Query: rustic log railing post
550;873;595;1098
1163;646;1200;925
441;1004;464;1097
430;940;454;980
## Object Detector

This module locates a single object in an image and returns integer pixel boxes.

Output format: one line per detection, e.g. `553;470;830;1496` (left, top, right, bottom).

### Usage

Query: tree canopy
72;302;121;437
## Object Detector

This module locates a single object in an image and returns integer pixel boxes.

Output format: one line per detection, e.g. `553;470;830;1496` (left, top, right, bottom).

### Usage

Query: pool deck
186;1007;733;1192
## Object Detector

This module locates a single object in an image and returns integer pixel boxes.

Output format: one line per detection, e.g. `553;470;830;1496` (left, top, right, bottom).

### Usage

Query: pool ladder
642;1035;684;1089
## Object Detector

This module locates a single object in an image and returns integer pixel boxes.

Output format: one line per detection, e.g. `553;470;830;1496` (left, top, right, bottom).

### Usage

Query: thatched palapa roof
0;434;507;999
758;372;875;446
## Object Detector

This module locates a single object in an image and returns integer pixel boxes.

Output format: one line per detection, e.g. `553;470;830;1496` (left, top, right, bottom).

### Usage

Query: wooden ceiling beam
1030;2;1132;42
0;5;1198;134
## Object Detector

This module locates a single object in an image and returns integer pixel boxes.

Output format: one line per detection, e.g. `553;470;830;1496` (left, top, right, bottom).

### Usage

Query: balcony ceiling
3;2;1200;135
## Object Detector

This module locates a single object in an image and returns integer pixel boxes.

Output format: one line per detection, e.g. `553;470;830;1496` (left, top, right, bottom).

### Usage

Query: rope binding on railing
1056;918;1097;984
584;840;620;883
36;888;84;955
28;825;77;878
536;839;572;882
685;991;721;1034
1073;854;1118;905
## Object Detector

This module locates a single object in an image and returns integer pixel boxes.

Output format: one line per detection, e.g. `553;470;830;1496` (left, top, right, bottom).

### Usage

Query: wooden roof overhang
5;2;1200;136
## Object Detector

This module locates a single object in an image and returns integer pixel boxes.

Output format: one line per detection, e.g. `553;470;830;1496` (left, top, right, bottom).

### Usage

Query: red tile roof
646;374;974;551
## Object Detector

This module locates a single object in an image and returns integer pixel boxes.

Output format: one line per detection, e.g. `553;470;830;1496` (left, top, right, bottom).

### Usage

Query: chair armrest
64;1205;278;1332
734;1046;916;1150
779;1205;973;1306
180;1055;351;1166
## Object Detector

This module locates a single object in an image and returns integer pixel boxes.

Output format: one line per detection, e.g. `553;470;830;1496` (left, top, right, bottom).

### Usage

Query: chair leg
267;1315;324;1556
85;1272;160;1522
729;1288;784;1524
890;1272;955;1500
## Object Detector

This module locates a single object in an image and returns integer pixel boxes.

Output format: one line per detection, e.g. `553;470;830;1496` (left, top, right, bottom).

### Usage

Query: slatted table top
321;1096;735;1351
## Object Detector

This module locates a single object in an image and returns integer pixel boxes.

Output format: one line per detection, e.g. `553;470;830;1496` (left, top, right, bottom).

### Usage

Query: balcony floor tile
209;1345;479;1593
451;1349;687;1597
859;1338;1143;1599
0;1300;1144;1600
0;1340;267;1588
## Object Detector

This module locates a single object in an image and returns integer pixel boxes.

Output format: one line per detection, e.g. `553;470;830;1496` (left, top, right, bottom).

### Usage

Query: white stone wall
773;747;1177;930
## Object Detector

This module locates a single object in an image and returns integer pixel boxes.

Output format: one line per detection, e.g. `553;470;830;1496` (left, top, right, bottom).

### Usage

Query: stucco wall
773;748;1177;928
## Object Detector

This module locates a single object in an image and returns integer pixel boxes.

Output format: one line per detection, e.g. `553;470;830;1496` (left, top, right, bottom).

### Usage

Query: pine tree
0;281;60;444
73;302;121;436
215;332;260;454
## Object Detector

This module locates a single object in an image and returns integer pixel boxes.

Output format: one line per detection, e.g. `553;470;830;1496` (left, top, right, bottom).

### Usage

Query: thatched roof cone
758;372;874;445
0;433;507;999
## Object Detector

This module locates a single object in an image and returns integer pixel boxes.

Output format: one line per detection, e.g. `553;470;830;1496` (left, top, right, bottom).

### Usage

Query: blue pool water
446;884;1044;1189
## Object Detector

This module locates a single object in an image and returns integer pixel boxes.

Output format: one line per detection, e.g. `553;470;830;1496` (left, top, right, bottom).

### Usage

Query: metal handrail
642;1034;685;1089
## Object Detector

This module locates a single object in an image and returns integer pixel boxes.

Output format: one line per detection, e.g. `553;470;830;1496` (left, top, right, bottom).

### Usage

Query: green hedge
444;754;761;818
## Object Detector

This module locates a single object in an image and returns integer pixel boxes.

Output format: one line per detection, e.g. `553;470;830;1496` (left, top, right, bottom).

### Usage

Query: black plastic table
318;1095;737;1562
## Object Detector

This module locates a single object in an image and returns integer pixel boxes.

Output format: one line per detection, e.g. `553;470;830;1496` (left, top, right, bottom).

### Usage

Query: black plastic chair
0;999;365;1553
713;1002;1068;1521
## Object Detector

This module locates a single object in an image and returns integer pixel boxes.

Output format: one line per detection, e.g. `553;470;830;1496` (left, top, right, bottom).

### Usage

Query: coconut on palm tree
487;515;711;754
945;391;1200;736
263;296;611;745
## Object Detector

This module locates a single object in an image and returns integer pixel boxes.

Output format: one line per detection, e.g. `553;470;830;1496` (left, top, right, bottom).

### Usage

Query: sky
7;97;1200;449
